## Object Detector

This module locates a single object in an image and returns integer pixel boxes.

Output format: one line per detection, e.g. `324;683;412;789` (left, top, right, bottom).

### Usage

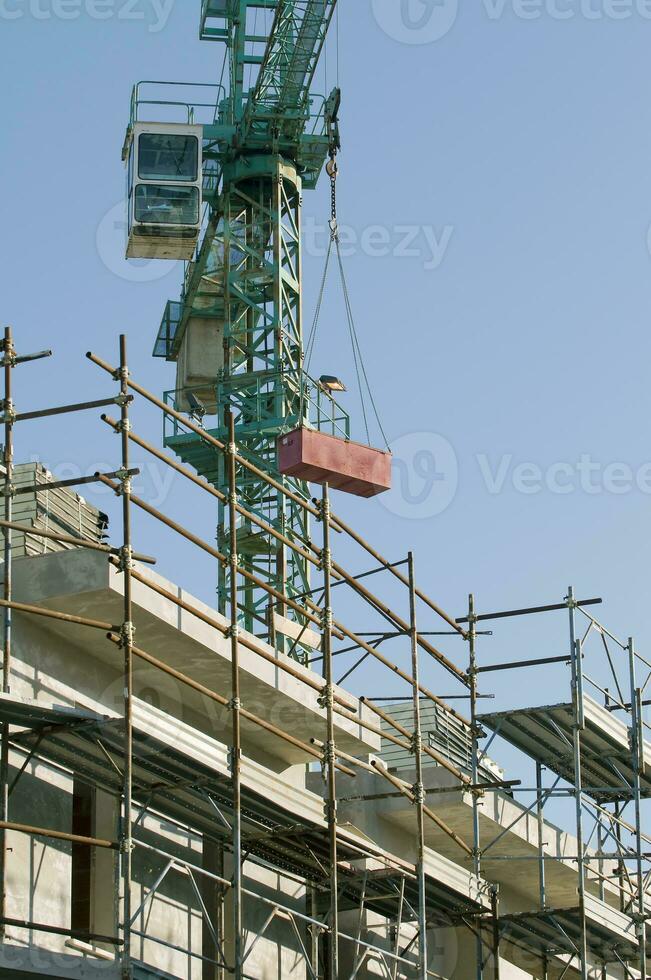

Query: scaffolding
0;325;648;980
469;592;651;979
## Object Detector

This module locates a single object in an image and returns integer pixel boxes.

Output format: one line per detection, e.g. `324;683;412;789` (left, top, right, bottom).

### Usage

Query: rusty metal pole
407;553;428;980
2;328;13;694
117;335;134;980
226;409;243;978
0;326;14;938
491;887;500;980
536;761;546;911
321;484;338;977
627;638;647;980
468;594;484;980
568;586;588;980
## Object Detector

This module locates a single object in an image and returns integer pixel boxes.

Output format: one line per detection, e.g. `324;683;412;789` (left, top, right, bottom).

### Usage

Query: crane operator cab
124;122;203;261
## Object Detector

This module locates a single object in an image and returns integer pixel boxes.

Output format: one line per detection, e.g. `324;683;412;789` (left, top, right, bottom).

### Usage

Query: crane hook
326;151;339;239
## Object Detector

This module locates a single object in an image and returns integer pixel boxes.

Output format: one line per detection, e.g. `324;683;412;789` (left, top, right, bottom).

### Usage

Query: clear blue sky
2;1;650;769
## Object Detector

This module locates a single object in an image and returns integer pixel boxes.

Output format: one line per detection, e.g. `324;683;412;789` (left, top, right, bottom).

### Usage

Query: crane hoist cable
303;152;390;451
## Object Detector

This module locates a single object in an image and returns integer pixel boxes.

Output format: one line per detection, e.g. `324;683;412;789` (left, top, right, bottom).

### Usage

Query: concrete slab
480;698;651;801
8;693;327;835
10;549;379;766
321;771;492;916
501;893;638;962
7;692;493;929
344;766;621;917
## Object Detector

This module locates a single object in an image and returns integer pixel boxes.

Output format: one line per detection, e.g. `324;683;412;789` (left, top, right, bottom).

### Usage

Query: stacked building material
380;700;505;785
0;462;108;558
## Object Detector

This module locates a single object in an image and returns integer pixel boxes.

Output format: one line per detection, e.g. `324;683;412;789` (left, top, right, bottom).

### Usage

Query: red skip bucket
277;428;392;499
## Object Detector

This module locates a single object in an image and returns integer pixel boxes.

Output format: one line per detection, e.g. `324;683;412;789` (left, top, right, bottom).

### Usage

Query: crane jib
129;0;348;640
245;0;338;138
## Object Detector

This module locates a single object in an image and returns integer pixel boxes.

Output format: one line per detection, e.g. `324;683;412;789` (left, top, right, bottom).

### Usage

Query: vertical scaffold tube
536;761;546;911
568;586;588;980
321;484;338;977
408;553;428;979
491;887;500;980
118;335;134;980
227;408;244;978
468;594;484;980
628;638;647;980
0;326;14;937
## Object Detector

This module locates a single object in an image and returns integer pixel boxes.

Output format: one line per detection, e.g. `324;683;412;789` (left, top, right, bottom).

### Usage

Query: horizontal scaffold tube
0;598;115;633
101;415;321;574
0;519;156;564
108;557;357;713
333;618;470;724
360;697;472;785
371;760;473;858
310;737;377;776
328;510;468;643
100;475;463;725
331;699;470;783
12;467;139;498
330;557;467;686
13;394;128;423
0;917;122;947
87;351;321;519
105;633;356;777
98;475;326;634
0;819;117;849
87;352;468;679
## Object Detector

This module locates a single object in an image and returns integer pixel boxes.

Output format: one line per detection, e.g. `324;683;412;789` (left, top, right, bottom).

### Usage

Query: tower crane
124;0;350;642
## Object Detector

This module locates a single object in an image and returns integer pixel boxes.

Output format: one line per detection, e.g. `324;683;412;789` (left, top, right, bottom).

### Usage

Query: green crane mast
136;0;347;641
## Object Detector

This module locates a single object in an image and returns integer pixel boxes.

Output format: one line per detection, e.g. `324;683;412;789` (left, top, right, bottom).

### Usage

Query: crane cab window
125;121;203;259
134;184;200;226
138;133;199;183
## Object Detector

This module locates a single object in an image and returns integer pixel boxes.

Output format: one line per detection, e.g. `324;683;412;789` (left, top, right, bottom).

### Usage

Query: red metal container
277;428;392;498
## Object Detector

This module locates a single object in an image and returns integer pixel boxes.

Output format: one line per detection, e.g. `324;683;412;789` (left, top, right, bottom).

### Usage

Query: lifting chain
326;150;338;240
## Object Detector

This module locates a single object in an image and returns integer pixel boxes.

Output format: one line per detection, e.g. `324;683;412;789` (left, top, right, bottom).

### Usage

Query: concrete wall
0;560;316;978
0;549;642;980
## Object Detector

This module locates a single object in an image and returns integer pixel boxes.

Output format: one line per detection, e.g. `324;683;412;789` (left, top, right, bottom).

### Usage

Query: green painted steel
134;2;345;644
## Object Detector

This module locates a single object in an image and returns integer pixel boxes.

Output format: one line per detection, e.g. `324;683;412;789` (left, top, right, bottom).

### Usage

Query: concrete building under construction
0;330;647;980
2;2;650;979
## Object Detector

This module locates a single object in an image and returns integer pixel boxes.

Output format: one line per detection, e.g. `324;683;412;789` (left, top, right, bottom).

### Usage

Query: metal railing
129;80;226;127
162;370;350;442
